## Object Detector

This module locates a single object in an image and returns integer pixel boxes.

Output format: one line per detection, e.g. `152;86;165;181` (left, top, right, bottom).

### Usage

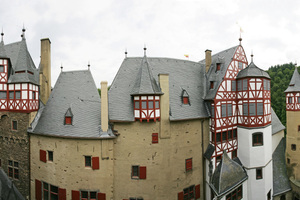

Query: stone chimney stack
101;81;108;132
40;38;51;105
159;74;170;139
205;49;212;73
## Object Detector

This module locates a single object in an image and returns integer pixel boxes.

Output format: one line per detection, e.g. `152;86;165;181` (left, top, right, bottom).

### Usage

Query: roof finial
144;44;147;56
88;61;90;70
125;48;127;58
251;50;254;63
60;63;63;72
1;28;4;43
21;24;26;39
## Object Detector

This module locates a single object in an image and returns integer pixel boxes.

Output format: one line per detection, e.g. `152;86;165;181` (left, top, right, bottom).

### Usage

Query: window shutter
65;116;72;125
183;97;189;104
98;192;106;200
35;179;42;200
186;158;192;171
178;191;184;200
40;150;47;163
58;188;66;200
92;157;100;170
195;184;200;199
72;190;80;200
152;133;158;144
139;166;147;179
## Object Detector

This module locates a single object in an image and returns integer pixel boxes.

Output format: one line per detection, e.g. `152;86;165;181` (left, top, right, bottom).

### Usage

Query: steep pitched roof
211;152;247;197
273;138;291;196
30;70;114;138
0;168;25;200
285;68;300;93
131;56;163;95
236;62;270;79
109;57;208;121
0;39;7;58
271;108;285;135
4;38;39;85
202;45;239;100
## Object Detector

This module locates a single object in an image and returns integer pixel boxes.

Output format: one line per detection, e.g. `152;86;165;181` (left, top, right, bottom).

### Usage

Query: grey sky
1;0;300;87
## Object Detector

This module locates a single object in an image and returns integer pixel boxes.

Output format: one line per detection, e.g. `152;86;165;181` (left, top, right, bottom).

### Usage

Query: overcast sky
1;0;299;87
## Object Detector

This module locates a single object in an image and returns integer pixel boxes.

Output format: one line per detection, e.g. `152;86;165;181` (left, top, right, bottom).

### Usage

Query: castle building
285;67;300;199
0;29;51;199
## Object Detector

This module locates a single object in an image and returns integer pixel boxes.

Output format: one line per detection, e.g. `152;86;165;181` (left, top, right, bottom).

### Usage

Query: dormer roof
211;151;248;196
130;56;163;95
285;67;300;93
236;62;270;80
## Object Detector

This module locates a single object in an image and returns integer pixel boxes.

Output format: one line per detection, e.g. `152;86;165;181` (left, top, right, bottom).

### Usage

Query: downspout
201;119;205;199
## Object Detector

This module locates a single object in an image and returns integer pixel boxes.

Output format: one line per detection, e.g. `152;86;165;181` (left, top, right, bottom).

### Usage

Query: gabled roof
285;68;300;93
273;138;291;196
4;38;39;85
30;70;114;138
271;108;285;135
0;168;24;200
211;151;247;197
202;45;239;100
131;56;163;95
236;62;270;79
109;57;209;121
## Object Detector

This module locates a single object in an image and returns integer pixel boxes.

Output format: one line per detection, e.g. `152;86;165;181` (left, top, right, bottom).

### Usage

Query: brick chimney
205;49;212;73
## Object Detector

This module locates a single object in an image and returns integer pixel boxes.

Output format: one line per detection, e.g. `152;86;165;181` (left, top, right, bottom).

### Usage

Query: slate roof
0;39;7;58
273;138;291;196
4;38;39;85
30;70;114;138
131;56;163;95
271;107;285;135
204;143;215;160
211;151;248;197
285;68;300;93
236;62;270;79
202;45;239;100
109;57;208;121
0;168;25;200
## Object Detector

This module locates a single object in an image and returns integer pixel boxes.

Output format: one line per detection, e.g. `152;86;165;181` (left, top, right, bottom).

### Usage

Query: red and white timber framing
286;92;300;111
237;78;271;127
134;95;160;122
210;45;248;165
0;59;8;82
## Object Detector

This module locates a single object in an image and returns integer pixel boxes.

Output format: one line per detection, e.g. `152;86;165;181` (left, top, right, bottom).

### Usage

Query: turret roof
285;67;300;92
236;62;270;79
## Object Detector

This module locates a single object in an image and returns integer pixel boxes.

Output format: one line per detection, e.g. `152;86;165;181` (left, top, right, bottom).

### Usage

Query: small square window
253;132;263;146
256;168;262;179
85;156;91;167
48;151;53;162
292;144;296;151
186;158;192;172
12;120;17;130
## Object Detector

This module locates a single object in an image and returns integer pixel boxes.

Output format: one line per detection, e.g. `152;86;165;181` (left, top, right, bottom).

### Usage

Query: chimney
101;81;108;132
40;38;51;104
205;49;212;73
159;74;170;139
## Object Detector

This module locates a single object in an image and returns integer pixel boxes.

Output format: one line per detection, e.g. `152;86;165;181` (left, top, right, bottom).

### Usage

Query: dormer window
182;90;190;105
210;82;214;89
64;108;73;125
216;63;221;72
133;96;160;122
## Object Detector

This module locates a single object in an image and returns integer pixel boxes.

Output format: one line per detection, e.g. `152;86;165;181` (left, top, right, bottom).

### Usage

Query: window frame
238;62;243;69
256;168;263;180
232;80;236;91
12;120;17;131
131;165;140;179
0;65;4;72
8;160;19;179
42;182;59;200
185;158;193;172
183;185;195;200
80;190;97;200
252;132;263;146
48;151;53;162
288;97;292;104
0;91;6;99
226;185;242;200
152;133;158;144
292;144;297;151
216;63;221;72
85;156;92;167
210;81;214;89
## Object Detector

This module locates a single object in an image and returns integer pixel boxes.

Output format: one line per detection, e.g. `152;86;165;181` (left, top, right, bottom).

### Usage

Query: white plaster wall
272;130;284;153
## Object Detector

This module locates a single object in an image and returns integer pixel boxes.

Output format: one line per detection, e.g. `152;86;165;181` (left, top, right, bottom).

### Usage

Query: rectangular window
287;158;290;164
32;91;36;100
257;103;263;115
243;103;248;116
256;168;263;179
210;81;214;89
85;156;91;167
237;80;242;91
183;97;189;104
148;101;153;109
42;182;59;200
238;62;243;69
228;130;233;140
152;133;158;144
249;103;256;116
132;165;146;179
12;120;17;130
155;101;159;108
298;125;300;132
253;132;263;146
216;132;221;143
211;106;214;117
226;185;242;200
232;80;236;91
0;91;6;99
243;79;247;90
141;101;147;109
186;158;193;172
233;129;237;139
298;97;300;104
65;116;72;125
9;91;14;99
15;91;21;99
0;65;4;72
132;165;139;178
48;151;53;162
183;185;195;200
221;104;226;117
264;79;267;90
232;149;237;159
228;104;232;116
80;191;97;200
222;131;227;142
134;101;140;109
292;144;296;151
8;160;19;179
288;97;292;103
216;63;221;71
129;198;144;200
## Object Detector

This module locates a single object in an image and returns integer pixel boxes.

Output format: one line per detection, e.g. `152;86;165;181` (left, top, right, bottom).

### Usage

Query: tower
236;61;272;199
